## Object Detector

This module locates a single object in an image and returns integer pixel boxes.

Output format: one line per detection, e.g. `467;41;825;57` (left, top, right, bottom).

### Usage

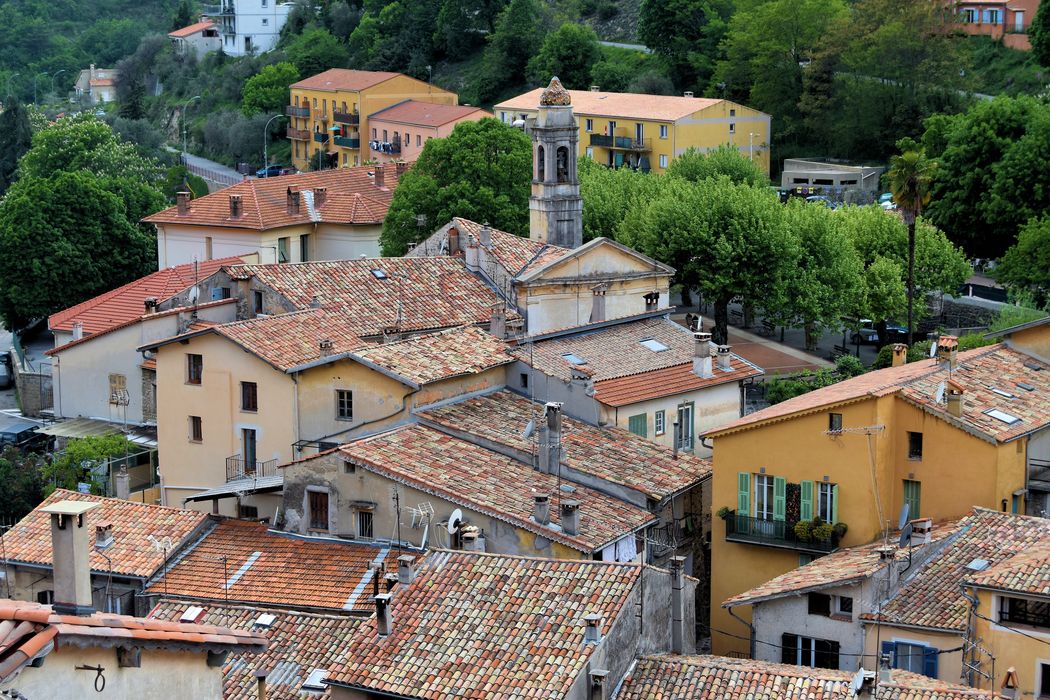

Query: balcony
313;131;329;143
226;455;279;482
333;110;360;125
286;127;310;141
333;135;360;149
370;139;401;155
201;3;233;15
286;105;310;118
721;511;841;554
589;134;652;151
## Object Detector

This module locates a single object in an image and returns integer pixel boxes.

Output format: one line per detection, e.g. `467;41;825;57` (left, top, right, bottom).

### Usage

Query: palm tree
888;141;936;346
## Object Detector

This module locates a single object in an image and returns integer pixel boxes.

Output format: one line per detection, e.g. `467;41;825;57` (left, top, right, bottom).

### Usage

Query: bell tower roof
539;77;571;107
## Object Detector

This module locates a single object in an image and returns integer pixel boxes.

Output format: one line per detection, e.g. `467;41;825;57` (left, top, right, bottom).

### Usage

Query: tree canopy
1031;0;1050;67
526;23;601;90
666;144;768;186
997;217;1050;306
242;62;300;117
285;27;349;78
639;0;732;91
0;99;32;196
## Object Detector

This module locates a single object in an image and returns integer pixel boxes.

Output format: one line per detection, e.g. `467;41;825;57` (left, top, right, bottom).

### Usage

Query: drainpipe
292;373;301;458
726;605;756;660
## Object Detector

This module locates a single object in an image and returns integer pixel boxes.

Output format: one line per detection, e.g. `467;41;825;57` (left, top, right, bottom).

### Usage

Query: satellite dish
188;285;200;304
898;523;914;548
447;508;463;534
850;669;866;695
897;503;910;530
934;381;945;404
522;419;535;440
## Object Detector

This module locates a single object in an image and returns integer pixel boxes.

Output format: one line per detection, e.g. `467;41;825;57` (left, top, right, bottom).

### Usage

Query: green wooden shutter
831;484;839;523
773;476;786;521
800;480;814;521
628;414;647;438
737;472;750;516
904;480;921;519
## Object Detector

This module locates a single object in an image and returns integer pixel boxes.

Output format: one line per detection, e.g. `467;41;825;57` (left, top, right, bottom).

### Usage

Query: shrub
794;520;813;541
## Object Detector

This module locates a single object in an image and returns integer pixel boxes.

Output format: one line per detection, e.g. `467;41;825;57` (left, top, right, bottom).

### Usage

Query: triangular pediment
515;237;675;284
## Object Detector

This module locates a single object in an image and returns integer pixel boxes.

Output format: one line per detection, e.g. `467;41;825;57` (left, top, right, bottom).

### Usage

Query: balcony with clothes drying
369;135;401;156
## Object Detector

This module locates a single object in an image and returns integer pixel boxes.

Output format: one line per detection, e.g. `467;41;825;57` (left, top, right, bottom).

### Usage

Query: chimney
891;343;908;367
41;500;99;615
144;297;158;314
946;379;964;417
583;613;602;644
589;85;600;92
374;593;392;636
465;241;480;272
461;526;480;551
936;335;959;369
669;555;686;654
382;327;401;344
394;161;408;176
90;64;96;81
94;521;114;550
72;321;84;341
371;563;384;597
540;402;564;475
447;227;460;255
534;494;550;525
570;365;593;395
716;345;732;371
672;420;680;459
287;187;300;215
397;555;415;585
1000;668;1020;700
683;90;694;97
590;284;607;323
384;573;399;591
176;191;190;215
490;304;507;339
560;499;580;536
374;164;386;189
314;187;327;208
229;194;242;218
479;223;492;249
310;294;321;309
879;651;893;685
644;291;660;312
254;670;268;700
114;467;130;500
589;670;609;700
319;338;334;356
693;331;714;379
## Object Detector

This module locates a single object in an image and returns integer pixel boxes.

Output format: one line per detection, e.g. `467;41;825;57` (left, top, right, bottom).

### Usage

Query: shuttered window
903;480;921;519
628;414;647;438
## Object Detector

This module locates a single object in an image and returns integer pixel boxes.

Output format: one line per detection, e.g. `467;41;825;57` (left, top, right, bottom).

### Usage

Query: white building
204;0;295;56
74;65;118;105
168;20;221;59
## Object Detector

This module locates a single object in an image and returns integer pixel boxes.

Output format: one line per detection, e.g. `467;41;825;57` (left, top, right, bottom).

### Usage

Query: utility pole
262;114;285;175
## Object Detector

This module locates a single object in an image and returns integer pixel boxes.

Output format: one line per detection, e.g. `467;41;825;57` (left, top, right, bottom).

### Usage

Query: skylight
302;668;328;691
639;337;670;352
370;268;388;279
254;612;277;628
1017;382;1036;392
965;558;990;571
991;388;1016;399
180;606;205;623
985;408;1021;425
1024;362;1043;371
561;352;586;365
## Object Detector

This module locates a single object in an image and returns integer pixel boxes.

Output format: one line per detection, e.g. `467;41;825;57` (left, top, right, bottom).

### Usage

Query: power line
702;622;963;659
972;611;1050;648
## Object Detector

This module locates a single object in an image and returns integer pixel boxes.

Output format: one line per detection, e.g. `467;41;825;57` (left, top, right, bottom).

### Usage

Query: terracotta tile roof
596;361;762;406
143;167;398;229
369;100;490;127
48;256;245;336
965;541;1050;597
168;20;215;37
496;89;733;122
290;68;401;92
326;550;641;698
707;345;1050;443
211;309;366;372
450;217;567;276
337;425;656;553
231;257;515;336
353;325;512;385
862;508;1050;632
723;524;958;607
0;490;209;579
418;390;712;501
148;600;362;699
615;655;998;700
147;520;401;613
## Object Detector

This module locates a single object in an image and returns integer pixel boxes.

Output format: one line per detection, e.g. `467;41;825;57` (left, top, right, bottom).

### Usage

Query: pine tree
171;0;193;32
1031;0;1050;67
0;100;32;196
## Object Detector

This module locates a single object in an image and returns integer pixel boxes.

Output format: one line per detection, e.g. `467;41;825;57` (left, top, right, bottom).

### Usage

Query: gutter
726;605;756;659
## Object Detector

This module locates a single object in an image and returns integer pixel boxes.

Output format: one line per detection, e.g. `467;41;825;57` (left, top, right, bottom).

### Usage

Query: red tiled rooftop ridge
168;20;215;37
370;100;490;127
353;325;512;385
290;68;402;92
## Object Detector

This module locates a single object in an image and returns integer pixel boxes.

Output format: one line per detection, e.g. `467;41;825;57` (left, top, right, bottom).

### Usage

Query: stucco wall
610;381;742;457
861;624;963;686
971;589;1050;695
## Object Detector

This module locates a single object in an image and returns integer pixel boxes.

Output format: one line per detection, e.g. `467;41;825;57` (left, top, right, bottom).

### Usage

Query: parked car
850;319;908;345
805;195;837;209
0;361;11;391
878;192;894;204
255;164;291;178
0;419;50;452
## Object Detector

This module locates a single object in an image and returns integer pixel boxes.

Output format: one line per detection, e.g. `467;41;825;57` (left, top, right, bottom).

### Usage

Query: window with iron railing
1001;596;1050;629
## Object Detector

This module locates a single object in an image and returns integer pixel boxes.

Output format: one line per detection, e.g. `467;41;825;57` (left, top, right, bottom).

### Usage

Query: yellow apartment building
704;331;1050;658
287;69;457;171
495;87;771;176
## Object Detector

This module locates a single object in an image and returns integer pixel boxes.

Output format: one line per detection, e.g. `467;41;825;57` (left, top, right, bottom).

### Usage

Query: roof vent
683;91;694;97
583;613;603;644
589;85;600;92
1023;362;1043;371
965;558;990;572
180;606;206;623
1016;382;1036;391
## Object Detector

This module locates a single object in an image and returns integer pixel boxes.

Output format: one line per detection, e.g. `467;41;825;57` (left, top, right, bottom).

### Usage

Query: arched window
556;146;569;183
537;146;545;181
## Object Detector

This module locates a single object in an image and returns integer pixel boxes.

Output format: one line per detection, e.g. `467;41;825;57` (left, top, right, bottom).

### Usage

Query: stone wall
12;350;52;417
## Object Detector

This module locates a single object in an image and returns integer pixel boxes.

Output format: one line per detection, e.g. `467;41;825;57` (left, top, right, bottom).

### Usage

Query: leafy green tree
474;0;545;102
0;99;32;195
162;165;210;201
578;157;661;241
434;0;508;55
286;27;349;77
329;1;363;41
666;144;768;186
0;171;155;328
171;0;194;32
887;138;936;345
381;118;532;255
43;435;138;495
526;23;601;90
1031;0;1050;67
627;70;676;95
18;116;158;183
242;62;300;116
0;447;45;521
118;80;147;120
997;217;1050;305
638;0;732;91
79;19;146;66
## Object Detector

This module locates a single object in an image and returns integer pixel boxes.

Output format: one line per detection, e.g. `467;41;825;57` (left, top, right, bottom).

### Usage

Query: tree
526;23;601;90
162;165;210;201
242;62;300;116
0;99;32;195
887;138;935;345
578;157;661;241
285;27;349;77
638;0;732;91
666;144;768;186
997;217;1050;306
1031;0;1050;67
18;116;159;183
0;447;45;521
434;0;507;56
0;171;156;328
43;435;139;495
474;0;545;102
171;0;194;32
380;118;532;255
79;19;146;66
118;80;147;120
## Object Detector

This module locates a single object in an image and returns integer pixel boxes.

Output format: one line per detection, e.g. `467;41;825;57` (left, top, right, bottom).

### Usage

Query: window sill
241;409;258;414
188;439;202;444
830;613;852;622
335;417;354;422
186;382;202;387
907;457;922;462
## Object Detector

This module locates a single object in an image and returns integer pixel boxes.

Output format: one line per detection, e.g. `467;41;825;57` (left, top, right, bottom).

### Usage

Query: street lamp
262;114;286;176
5;73;20;101
181;95;201;161
33;71;48;104
749;132;755;162
51;69;67;102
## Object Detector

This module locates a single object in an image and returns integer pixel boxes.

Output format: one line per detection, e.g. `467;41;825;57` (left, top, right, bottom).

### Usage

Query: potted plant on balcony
794;519;814;542
716;506;732;520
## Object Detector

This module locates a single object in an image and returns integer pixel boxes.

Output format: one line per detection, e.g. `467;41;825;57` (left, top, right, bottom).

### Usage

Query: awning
184;475;284;503
36;417;158;448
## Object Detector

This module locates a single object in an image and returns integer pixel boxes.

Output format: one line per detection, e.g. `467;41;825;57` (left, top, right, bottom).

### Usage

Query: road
598;41;652;54
167;147;246;192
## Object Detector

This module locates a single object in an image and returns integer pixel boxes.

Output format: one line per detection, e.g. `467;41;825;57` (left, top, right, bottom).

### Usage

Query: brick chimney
314;187;327;208
394;161;408;176
693;331;714;378
590;284;607;323
397;555;415;585
374;164;386;189
176;191;190;215
41;500;99;615
374;593;392;636
669;555;686;653
560;499;580;536
479;223;492;249
716;345;733;371
447;227;460;255
583;613;602;644
946;378;964;417
287;187;300;215
229;194;242;218
534;494;550;525
891;343;908;367
936;335;959;369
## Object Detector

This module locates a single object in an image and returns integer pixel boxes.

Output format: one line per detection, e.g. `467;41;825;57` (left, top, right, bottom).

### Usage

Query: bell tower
529;77;583;249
